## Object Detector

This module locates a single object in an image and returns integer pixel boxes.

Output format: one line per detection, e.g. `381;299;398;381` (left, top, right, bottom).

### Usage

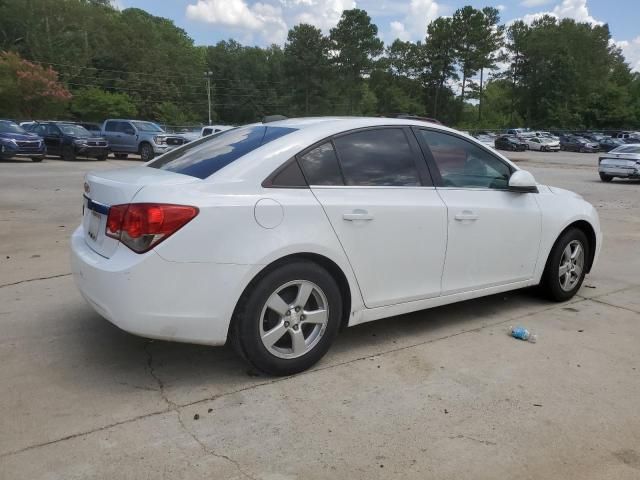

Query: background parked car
76;122;103;137
101;119;189;161
28;122;109;161
560;136;599;153
495;135;527;151
0;119;46;162
598;144;640;182
179;125;234;142
599;137;626;152
475;134;496;149
526;137;560;152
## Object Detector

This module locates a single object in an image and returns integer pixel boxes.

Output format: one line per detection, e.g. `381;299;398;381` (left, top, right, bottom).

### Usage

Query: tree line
0;0;638;129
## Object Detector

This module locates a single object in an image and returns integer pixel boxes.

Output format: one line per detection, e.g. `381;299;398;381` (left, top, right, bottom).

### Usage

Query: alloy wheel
558;240;585;292
259;280;329;359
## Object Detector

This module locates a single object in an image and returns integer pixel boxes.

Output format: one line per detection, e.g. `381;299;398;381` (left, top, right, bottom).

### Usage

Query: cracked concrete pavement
1;153;639;479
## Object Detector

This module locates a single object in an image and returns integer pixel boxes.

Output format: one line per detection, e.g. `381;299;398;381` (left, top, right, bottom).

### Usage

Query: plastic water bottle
509;326;537;343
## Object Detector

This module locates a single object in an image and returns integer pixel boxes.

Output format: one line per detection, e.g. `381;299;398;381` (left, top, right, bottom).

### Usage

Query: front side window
418;129;512;189
104;121;118;132
148;126;297;179
131;121;163;133
332;128;421;187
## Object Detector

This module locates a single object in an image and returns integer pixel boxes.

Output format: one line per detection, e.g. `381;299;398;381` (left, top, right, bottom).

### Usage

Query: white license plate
88;211;102;241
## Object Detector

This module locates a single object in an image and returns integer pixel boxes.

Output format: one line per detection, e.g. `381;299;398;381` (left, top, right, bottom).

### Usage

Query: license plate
88;211;102;241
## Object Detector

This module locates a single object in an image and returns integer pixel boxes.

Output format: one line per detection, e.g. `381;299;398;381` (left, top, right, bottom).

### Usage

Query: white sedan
598;144;640;181
526;137;560;152
72;117;602;375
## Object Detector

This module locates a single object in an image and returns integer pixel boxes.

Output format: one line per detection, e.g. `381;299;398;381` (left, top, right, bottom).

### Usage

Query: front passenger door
415;128;542;295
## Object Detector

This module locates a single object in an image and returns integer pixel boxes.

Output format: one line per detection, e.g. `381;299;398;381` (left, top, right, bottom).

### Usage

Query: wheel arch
547;220;597;274
228;252;353;342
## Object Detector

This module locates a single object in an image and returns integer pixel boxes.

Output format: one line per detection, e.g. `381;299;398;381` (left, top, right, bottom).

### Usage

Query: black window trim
262;125;436;189
412;126;515;190
261;157;309;189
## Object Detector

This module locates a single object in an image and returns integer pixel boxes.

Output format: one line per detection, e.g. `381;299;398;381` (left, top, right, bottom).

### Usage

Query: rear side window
298;142;344;186
333;129;421;186
148;126;297;179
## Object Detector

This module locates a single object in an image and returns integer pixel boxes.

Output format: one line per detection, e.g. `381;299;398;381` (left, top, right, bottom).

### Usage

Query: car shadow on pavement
62;287;550;405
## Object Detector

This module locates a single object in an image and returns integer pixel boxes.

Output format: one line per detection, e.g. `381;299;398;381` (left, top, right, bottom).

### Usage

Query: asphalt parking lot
1;151;639;479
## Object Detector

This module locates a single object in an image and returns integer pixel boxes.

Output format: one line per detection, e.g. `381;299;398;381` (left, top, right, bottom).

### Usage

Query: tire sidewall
140;143;154;161
543;228;589;301
235;261;342;376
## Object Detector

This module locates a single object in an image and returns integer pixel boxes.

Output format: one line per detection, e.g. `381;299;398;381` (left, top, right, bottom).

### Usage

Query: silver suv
102;120;187;161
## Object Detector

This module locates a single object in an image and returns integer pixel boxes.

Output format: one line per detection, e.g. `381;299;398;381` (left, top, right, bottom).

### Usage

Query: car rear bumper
71;226;252;345
599;165;640;178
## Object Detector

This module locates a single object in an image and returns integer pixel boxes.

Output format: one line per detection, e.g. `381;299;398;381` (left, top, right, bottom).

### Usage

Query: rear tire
231;260;342;376
599;173;613;182
96;155;108;161
541;228;589;302
62;146;76;161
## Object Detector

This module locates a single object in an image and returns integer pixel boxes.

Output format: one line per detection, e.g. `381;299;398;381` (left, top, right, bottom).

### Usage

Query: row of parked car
470;129;640;154
0;119;232;162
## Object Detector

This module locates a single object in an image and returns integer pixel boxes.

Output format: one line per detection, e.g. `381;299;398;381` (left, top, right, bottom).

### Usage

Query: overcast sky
113;0;640;71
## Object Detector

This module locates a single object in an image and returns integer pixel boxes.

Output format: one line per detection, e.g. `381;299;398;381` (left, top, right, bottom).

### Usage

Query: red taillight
106;203;198;253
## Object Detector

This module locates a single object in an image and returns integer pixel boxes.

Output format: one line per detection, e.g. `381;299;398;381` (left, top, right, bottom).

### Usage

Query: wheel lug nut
300;315;305;320
285;310;291;316
293;324;299;330
295;307;301;312
284;321;290;327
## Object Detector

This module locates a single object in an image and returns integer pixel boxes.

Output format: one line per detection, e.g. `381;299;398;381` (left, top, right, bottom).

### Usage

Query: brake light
106;203;199;253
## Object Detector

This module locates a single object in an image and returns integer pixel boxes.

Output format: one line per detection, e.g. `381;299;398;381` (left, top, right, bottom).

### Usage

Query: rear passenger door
299;127;448;309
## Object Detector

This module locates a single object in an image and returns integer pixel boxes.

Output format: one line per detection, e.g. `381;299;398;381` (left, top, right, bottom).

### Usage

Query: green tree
330;8;383;113
452;6;485;121
476;7;504;121
421;17;458;119
284;24;330;115
70;87;137;121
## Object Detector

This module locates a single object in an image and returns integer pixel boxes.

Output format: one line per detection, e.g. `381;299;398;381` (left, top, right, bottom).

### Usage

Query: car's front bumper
71;227;253;345
75;145;109;158
0;143;46;159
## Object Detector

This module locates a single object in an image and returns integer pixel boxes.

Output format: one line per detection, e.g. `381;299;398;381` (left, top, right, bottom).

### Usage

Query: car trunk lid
82;166;198;258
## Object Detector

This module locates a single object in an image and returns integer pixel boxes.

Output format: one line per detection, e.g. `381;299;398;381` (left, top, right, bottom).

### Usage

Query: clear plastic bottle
509;326;537;343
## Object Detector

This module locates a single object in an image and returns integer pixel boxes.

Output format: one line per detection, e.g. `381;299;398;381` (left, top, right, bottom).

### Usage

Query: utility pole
204;71;213;125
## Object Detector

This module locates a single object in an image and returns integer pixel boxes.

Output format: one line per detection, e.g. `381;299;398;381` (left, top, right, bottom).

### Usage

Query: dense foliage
0;0;638;129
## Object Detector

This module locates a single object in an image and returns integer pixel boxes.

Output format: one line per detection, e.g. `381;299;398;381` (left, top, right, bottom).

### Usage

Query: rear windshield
148;126;297;179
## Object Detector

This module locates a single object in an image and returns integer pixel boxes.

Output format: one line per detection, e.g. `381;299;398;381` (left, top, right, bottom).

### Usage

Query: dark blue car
0;120;46;162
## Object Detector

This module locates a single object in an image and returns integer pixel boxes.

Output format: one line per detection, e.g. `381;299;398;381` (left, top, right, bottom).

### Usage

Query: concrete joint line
0;273;71;289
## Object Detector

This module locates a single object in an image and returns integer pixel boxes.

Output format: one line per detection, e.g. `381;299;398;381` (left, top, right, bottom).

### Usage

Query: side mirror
508;170;538;193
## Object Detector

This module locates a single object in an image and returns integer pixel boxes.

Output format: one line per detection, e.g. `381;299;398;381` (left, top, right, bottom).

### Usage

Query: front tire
62;146;76;161
599;173;613;182
541;228;589;302
139;142;154;162
232;261;342;376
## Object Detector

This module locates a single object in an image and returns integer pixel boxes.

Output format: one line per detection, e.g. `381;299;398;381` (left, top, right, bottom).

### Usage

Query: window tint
148;126;297;179
46;124;60;136
104;121;118;132
333;129;420;186
267;160;308;188
298;142;344;186
418;130;512;189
